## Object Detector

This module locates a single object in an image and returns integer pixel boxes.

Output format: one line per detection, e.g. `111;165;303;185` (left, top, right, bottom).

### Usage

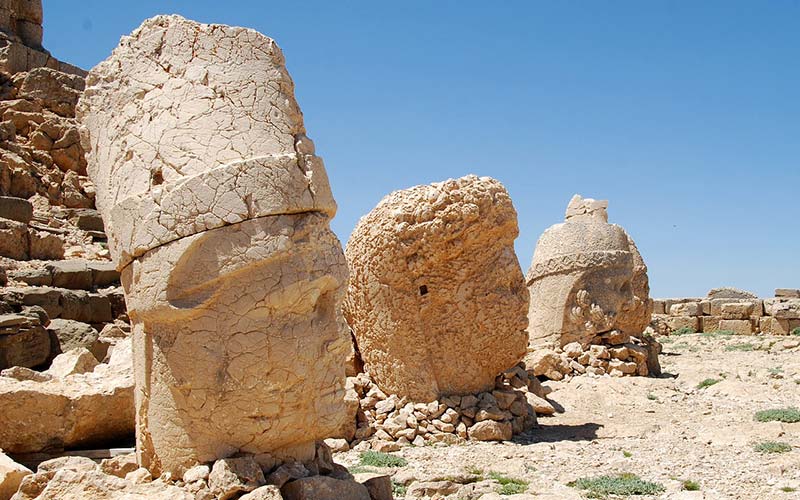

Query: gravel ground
336;333;800;499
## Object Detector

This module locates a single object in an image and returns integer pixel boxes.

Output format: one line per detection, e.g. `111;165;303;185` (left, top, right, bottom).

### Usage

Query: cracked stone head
78;15;350;476
77;14;336;270
526;196;652;348
344;175;529;402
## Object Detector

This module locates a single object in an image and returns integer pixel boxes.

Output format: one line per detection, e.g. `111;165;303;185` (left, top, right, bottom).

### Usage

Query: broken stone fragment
0;451;32;500
467;420;513;441
0;338;134;453
209;457;266;500
43;347;98;378
281;475;370;500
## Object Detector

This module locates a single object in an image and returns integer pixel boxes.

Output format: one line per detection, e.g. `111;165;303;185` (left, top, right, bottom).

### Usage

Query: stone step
7;447;135;471
6;259;119;289
0;196;33;224
0;285;125;324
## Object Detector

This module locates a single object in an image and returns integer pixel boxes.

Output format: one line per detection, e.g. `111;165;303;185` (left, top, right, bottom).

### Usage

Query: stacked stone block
651;287;800;335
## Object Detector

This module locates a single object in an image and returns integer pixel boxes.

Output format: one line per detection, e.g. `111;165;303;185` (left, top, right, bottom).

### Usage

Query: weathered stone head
345;175;529;402
77;15;350;475
526;195;652;348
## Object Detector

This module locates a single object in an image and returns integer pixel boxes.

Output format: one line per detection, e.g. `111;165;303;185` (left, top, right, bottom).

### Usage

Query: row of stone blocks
652;288;800;335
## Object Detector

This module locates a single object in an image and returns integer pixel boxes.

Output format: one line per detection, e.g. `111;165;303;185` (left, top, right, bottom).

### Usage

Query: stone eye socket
419;285;428;296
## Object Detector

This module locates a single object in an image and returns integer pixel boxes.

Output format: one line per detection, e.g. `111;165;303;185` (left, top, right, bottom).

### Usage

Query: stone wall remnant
651;288;800;335
77;15;351;476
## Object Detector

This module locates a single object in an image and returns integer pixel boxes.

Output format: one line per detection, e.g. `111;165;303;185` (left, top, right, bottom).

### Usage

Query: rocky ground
336;332;800;499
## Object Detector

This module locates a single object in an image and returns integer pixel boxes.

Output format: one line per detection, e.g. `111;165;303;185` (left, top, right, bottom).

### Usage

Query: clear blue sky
42;1;799;298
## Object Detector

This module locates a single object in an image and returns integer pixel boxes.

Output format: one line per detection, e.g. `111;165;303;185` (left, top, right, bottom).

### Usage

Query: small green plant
622;450;632;458
791;327;800;336
646;393;658;401
755;408;800;423
697;378;721;389
754;441;792;454
359;451;408;468
487;472;528;495
392;481;407;497
673;326;695;335
465;465;484;476
725;343;754;352
781;486;797;492
568;473;665;497
348;465;375;474
682;479;701;491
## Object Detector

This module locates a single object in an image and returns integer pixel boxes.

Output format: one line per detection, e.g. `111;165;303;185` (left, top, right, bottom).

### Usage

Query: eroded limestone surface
77;15;351;476
77;15;334;271
345;175;529;402
526;195;653;349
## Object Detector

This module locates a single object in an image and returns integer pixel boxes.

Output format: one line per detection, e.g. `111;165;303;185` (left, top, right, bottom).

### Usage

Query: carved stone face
124;214;350;475
526;195;652;349
563;265;649;346
78;15;351;476
345;176;530;402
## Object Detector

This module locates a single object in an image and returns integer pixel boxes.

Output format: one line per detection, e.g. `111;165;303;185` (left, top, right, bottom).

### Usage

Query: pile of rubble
524;331;661;380
651;287;800;335
1;442;394;500
344;364;556;452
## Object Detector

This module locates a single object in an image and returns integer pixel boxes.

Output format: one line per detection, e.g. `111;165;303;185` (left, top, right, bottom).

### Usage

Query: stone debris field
0;2;798;500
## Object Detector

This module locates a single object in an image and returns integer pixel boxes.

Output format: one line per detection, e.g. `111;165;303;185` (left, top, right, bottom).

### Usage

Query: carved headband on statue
525;250;633;285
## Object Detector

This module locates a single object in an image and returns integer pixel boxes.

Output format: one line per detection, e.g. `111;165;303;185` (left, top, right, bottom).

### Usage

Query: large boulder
0;339;134;453
345;175;529;402
77;15;351;476
526;195;653;348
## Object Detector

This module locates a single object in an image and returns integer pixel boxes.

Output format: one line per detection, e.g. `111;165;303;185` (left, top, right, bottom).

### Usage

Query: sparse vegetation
392;481;407;497
487;472;528;495
359;450;408;468
682;479;701;491
768;367;784;377
347;465;375;474
754;441;792;454
781;486;797;492
701;330;735;338
465;469;528;495
791;327;800;336
465;465;484;476
697;378;721;389
725;343;754;352
673;327;695;335
623;450;632;458
646;393;658;401
568;473;665;497
754;408;800;423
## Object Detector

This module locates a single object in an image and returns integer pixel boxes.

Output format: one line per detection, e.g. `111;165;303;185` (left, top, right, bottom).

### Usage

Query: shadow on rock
512;422;603;444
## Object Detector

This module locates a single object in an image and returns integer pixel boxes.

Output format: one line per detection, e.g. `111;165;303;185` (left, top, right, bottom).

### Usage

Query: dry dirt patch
337;333;800;499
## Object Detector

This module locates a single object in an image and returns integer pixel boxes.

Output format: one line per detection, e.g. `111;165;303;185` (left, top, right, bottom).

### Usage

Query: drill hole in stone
419;285;428;296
